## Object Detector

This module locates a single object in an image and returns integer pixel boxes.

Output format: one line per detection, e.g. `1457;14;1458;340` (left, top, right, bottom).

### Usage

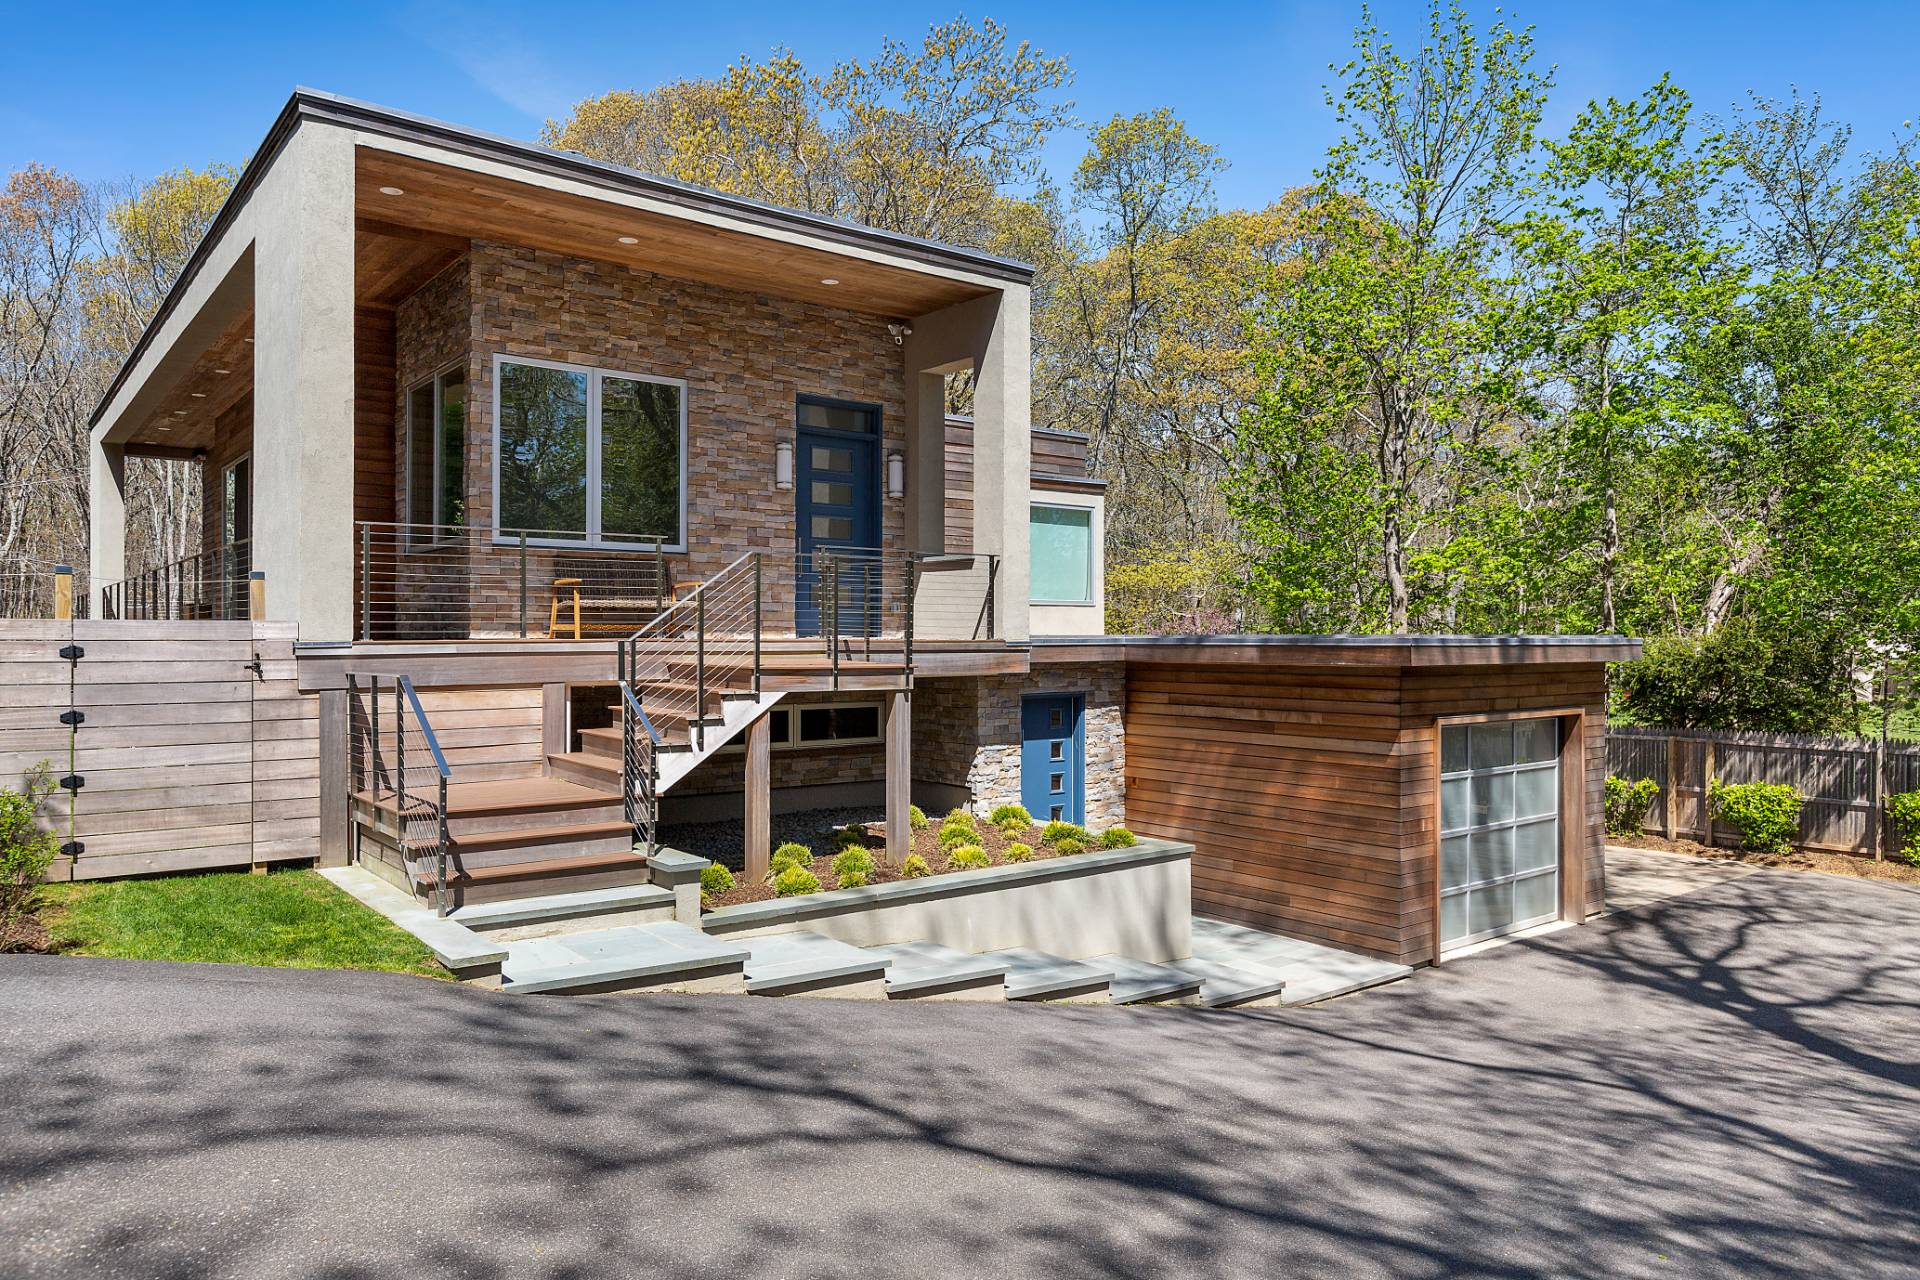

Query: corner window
493;355;685;549
405;366;467;534
1030;504;1093;603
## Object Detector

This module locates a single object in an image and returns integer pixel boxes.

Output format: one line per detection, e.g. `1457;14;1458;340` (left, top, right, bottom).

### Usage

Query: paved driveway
3;866;1916;1280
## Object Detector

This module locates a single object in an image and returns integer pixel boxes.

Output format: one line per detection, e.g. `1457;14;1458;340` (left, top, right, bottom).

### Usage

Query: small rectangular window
1030;504;1093;603
797;704;882;745
1050;772;1064;794
1049;741;1064;762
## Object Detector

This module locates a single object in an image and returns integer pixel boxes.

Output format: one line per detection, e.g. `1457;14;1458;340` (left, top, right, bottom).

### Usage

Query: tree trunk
1601;483;1619;633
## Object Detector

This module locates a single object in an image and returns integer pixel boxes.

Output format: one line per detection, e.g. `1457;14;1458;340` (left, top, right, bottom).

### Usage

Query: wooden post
247;571;266;622
884;687;911;864
743;711;771;884
1664;734;1679;840
317;688;350;867
1872;667;1891;860
541;682;568;758
1701;737;1717;849
51;565;73;621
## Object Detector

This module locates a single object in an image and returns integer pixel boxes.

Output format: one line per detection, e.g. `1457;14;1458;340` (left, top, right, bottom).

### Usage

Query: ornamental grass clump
1039;820;1089;847
773;865;822;897
831;846;874;882
1604;776;1661;839
769;843;812;878
947;844;989;869
1053;836;1088;856
699;863;735;901
937;822;977;848
901;854;931;879
943;807;977;830
831;825;868;850
1706;780;1802;855
907;804;929;830
1098;827;1137;848
988;804;1032;832
1003;842;1034;863
837;868;869;888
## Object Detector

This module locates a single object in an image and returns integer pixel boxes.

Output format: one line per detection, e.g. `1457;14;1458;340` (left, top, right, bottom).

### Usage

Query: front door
794;398;880;636
1021;694;1085;824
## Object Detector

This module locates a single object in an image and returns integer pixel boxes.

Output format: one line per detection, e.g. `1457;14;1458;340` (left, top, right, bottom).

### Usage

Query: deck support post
885;688;910;864
318;687;350;867
744;711;771;884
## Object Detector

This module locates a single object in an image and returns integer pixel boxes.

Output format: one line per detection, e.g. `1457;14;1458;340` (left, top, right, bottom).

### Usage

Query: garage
1438;717;1563;949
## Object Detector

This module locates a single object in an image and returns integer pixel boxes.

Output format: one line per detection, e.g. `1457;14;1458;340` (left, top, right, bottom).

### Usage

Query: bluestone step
742;931;891;995
988;947;1114;1002
862;940;1013;999
1092;954;1205;1005
1190;917;1412;1006
450;882;676;938
1161;957;1287;1008
502;921;749;995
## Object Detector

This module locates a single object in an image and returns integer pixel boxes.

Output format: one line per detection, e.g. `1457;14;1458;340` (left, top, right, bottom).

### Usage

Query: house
41;90;1639;986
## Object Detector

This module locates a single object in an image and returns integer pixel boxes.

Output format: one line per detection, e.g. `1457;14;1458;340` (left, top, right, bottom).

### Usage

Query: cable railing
99;541;253;621
355;521;681;641
346;671;453;916
619;682;663;855
0;563;91;621
808;548;999;666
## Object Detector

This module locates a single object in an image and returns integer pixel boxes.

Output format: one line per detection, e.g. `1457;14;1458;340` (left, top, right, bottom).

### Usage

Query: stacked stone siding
915;664;1126;829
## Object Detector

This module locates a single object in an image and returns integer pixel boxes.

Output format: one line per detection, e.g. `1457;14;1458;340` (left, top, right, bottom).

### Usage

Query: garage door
1439;718;1561;949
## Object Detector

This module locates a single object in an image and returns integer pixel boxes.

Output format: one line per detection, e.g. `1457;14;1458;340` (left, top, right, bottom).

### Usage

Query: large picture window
405;366;467;533
1030;503;1094;604
492;355;685;549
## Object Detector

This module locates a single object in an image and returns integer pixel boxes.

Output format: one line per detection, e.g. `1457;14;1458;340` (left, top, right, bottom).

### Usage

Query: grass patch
39;869;446;978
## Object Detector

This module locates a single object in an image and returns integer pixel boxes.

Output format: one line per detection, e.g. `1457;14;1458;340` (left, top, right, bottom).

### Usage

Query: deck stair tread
861;940;1013;995
987;947;1115;1001
1190;918;1412;1006
741;932;891;994
438;819;635;853
420;849;647;886
502;921;750;994
1159;957;1288;1008
449;882;674;930
355;777;621;815
1089;954;1205;1005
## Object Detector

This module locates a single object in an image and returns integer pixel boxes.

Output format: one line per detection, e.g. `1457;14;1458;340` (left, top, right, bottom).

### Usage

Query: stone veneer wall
915;664;1126;829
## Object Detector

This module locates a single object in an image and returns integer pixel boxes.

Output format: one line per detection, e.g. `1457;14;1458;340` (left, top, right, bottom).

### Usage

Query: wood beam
744;711;771;883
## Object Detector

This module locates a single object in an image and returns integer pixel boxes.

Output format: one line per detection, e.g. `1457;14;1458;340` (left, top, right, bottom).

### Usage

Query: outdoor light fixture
887;322;913;346
617;235;638;244
378;186;405;196
775;438;794;491
887;449;905;500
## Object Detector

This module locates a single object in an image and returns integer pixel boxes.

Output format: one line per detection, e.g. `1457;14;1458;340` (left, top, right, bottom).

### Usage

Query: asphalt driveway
2;866;1916;1280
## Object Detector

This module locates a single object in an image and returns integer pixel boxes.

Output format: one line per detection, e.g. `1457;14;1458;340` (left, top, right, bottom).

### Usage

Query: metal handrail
617;680;663;853
346;670;454;916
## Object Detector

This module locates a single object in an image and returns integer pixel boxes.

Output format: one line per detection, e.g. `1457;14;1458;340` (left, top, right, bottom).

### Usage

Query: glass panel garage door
1439;718;1561;949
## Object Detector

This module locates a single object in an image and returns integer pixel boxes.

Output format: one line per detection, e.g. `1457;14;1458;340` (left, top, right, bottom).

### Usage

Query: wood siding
943;420;1094;554
412;686;545;783
1124;660;1609;966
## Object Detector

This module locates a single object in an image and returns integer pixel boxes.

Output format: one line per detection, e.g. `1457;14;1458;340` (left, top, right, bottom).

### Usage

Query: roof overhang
1030;634;1645;667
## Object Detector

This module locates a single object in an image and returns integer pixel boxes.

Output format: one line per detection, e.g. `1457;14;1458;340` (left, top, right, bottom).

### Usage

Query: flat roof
1030;633;1642;666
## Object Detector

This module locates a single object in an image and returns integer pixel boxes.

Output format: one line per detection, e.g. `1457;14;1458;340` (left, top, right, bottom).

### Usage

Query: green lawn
39;868;447;978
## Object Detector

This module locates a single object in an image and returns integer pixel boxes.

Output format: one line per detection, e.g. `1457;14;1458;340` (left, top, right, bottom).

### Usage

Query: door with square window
794;398;880;637
1437;718;1562;949
1021;694;1084;824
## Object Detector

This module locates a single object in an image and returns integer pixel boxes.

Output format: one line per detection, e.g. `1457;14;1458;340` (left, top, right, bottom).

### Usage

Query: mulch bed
702;814;1090;910
0;907;53;955
1615;833;1920;885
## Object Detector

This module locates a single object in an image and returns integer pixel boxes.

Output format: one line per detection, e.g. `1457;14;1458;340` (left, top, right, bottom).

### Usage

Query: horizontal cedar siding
943;421;1094;555
1031;430;1090;477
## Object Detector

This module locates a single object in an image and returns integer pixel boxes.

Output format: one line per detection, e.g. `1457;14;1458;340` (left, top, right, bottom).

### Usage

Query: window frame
489;352;689;552
716;699;886;755
403;362;468;543
1029;500;1097;605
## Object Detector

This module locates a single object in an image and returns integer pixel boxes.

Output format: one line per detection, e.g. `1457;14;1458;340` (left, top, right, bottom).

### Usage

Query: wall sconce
775;438;794;491
887;449;905;500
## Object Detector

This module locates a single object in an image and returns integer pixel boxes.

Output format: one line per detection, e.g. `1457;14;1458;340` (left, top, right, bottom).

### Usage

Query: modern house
22;90;1638;991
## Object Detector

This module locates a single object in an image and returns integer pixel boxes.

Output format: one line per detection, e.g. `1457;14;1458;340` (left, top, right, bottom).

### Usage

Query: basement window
492;355;686;550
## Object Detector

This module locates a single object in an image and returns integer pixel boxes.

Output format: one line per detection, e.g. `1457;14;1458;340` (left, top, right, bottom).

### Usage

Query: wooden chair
547;554;697;639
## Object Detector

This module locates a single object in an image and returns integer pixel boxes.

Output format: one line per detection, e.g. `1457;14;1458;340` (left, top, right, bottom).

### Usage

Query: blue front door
794;399;880;636
1021;694;1085;824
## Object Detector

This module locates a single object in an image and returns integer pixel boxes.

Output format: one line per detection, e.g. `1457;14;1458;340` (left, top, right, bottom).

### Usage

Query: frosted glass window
1030;505;1093;603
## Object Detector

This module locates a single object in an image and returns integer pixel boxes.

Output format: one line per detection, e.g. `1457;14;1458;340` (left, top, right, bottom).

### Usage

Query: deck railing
347;671;453;915
99;541;254;621
0;563;91;621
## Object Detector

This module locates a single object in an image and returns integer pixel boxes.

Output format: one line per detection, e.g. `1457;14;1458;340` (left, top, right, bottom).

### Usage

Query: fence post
1664;734;1678;840
52;565;73;621
248;571;266;622
1701;738;1717;849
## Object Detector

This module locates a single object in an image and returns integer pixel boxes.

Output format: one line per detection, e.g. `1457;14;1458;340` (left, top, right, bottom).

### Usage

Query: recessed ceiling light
820;278;839;286
190;392;207;398
243;337;254;344
213;368;230;375
157;426;172;433
379;186;405;196
616;235;639;245
172;409;187;416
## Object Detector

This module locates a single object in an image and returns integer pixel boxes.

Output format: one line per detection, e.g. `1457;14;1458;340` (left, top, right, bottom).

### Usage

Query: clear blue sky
3;1;1916;210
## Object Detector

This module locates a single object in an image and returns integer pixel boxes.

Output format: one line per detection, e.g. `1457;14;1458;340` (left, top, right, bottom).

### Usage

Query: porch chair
547;553;698;639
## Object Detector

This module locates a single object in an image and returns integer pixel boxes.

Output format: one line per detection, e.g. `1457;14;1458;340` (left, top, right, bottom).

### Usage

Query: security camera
887;322;913;346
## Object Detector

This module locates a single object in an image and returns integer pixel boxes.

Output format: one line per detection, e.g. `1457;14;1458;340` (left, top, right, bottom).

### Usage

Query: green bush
831;846;874;881
1884;791;1920;866
908;805;928;830
1604;776;1661;839
1706;780;1801;855
1039;820;1089;847
947;843;989;869
0;763;58;949
773;865;822;897
901;854;931;879
1612;620;1856;733
1097;826;1137;848
943;807;977;829
769;843;813;878
837;868;869;888
1053;837;1088;856
831;825;868;849
1003;841;1034;862
937;823;977;847
699;863;735;900
987;804;1032;830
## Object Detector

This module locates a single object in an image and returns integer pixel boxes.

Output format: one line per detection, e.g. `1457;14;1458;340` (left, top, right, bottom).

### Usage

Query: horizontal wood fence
1607;725;1920;857
0;618;319;879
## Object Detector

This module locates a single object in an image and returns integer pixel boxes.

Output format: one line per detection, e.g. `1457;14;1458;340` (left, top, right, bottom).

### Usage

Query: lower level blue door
1020;694;1084;824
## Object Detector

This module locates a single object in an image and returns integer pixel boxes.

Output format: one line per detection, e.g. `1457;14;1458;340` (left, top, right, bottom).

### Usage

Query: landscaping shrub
0;763;58;950
1604;776;1661;839
837;868;869;888
1098;826;1137;848
908;805;928;830
901;854;931;879
769;843;813;878
937;823;977;847
1003;842;1034;862
831;846;874;881
947;844;989;869
773;865;822;897
1706;780;1802;855
1053;837;1087;856
1884;790;1920;867
831;825;868;849
988;803;1032;830
942;807;977;831
1612;619;1856;733
1039;820;1089;847
699;863;735;900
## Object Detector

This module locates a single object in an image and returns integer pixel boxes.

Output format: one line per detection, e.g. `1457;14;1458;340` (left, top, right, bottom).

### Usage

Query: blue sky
3;1;1916;211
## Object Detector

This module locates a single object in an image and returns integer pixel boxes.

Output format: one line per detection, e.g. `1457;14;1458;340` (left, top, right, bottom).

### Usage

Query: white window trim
404;363;466;540
490;353;690;552
1030;499;1097;605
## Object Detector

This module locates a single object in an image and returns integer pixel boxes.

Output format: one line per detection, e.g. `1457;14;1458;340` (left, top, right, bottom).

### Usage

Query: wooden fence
1606;725;1920;857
